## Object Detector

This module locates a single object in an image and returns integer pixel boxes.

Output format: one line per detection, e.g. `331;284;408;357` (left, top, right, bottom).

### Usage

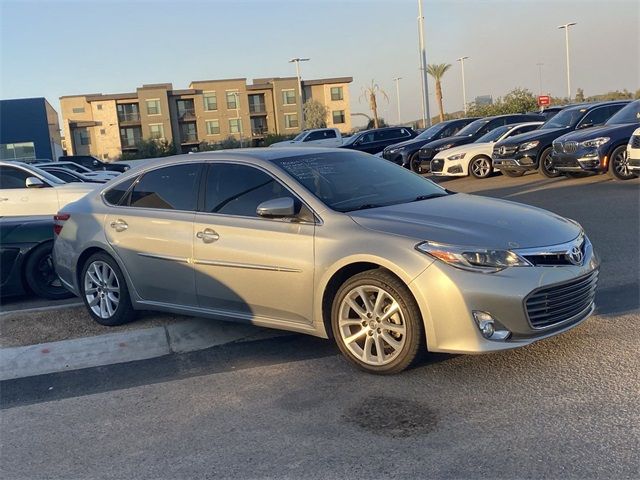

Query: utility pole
457;56;469;115
393;77;402;124
558;22;577;101
289;57;309;130
417;0;431;127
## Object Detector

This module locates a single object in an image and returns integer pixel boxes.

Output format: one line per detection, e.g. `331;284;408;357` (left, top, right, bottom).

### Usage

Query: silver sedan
53;148;599;374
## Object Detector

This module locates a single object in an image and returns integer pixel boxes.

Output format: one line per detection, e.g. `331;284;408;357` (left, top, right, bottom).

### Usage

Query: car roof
505;121;544;127
562;100;632;112
354;126;414;135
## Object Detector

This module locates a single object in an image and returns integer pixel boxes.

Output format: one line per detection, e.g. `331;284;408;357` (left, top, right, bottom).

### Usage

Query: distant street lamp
393;77;402;124
457;56;469;115
417;0;431;127
558;22;577;100
289;57;309;130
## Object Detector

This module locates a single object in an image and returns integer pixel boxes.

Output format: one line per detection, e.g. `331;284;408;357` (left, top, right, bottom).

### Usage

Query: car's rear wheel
501;169;525;177
469;155;493;179
24;242;73;300
609;145;637;180
409;152;423;173
331;270;424;374
538;148;561;178
81;252;135;326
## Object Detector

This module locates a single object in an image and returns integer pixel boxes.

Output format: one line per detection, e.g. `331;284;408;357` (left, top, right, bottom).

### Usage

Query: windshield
273;151;448;212
28;164;66;185
415;123;448;141
456;119;489;136
292;132;306;141
541;107;585;129
340;133;361;146
475;126;510;143
606;101;640;125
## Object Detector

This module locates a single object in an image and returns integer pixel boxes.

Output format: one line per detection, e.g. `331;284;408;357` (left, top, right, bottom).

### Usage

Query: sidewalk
0;306;286;381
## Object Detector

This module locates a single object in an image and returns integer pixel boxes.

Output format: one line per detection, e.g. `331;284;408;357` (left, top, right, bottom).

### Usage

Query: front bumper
430;158;465;176
408;242;599;354
551;150;604;172
492;151;538;171
626;149;640;171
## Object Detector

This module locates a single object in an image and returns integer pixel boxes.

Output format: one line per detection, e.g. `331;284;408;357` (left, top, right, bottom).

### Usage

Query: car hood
56;183;101;193
384;137;431;151
555;123;639;142
434;142;492;160
421;135;474;150
349;193;580;249
497;127;570;146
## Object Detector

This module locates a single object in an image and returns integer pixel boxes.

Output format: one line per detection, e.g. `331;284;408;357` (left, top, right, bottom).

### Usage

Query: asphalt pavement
1;171;639;480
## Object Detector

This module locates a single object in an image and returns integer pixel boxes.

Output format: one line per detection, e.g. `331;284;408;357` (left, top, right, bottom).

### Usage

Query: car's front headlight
416;241;531;273
447;152;466;161
519;141;540;151
386;148;401;154
435;143;455;152
580;137;610;148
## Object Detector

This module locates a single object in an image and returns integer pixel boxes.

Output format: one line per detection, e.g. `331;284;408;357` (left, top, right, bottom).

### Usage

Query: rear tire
501;169;525;177
538;147;561;178
609;145;637;180
24;242;73;300
80;252;135;326
469;155;493;179
331;269;424;374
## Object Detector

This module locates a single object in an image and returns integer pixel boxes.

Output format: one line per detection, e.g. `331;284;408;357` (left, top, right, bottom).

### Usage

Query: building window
282;89;296;105
0;142;36;161
331;87;343;101
204;92;217;111
100;129;106;135
206;120;220;135
79;128;91;145
332;110;346;124
149;124;165;140
284;113;298;129
226;92;238;109
229;118;242;134
146;99;161;115
72;107;85;114
97;104;103;110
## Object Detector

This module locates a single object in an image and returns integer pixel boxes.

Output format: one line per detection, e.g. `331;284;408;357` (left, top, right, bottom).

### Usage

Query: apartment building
60;76;352;159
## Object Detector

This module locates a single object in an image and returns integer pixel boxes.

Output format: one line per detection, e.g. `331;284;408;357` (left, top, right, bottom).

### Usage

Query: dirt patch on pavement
343;395;438;438
0;307;191;347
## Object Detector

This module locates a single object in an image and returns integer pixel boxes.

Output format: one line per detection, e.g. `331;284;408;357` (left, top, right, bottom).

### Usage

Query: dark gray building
0;98;62;162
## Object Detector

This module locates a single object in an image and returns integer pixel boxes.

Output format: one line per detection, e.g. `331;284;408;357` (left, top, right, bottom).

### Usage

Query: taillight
54;213;70;236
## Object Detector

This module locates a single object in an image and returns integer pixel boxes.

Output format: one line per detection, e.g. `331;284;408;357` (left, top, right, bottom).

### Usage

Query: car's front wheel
538;148;561;178
81;252;135;326
24;242;73;300
469;155;493;179
609;145;638;180
331;270;424;374
409;152;423;173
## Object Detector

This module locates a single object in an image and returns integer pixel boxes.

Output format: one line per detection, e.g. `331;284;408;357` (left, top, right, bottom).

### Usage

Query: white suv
627;127;640;174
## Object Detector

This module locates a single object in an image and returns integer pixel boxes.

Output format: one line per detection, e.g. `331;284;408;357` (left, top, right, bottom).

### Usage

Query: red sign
538;95;551;107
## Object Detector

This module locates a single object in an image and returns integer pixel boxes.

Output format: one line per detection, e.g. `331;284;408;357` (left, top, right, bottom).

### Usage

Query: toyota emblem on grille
567;245;584;265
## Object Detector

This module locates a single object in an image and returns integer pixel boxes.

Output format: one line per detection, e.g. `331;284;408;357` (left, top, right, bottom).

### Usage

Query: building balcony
118;112;141;124
180;133;199;144
249;103;267;114
178;109;196;121
252;127;268;137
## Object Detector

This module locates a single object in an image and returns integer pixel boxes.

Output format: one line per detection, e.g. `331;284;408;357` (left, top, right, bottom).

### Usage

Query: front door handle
196;228;219;243
109;219;128;232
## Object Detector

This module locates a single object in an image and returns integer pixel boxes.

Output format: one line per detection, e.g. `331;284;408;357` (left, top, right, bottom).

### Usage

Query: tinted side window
0;166;30;189
204;164;290;217
128;164;200;211
325;130;337;139
579;107;610;127
478;119;505;135
104;177;137;206
305;131;323;141
440;125;460;138
607;104;626;119
48;170;77;182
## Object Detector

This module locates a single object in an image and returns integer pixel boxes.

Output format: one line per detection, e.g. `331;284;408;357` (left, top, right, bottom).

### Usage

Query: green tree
467;88;538;116
426;63;452;122
360;80;389;129
303;99;329;129
120;138;176;161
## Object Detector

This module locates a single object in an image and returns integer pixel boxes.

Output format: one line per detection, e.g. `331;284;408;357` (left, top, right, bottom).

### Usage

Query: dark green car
0;216;73;300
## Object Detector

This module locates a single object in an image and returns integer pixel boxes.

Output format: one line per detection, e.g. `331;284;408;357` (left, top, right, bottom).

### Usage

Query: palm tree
360;80;389;129
427;63;452;122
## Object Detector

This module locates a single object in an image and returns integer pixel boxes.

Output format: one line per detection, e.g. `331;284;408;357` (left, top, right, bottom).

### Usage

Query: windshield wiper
412;193;449;202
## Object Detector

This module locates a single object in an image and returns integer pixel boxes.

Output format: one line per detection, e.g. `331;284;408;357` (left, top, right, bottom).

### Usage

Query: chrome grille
631;135;640;148
493;145;518;157
430;159;444;173
563;141;578;154
525;270;598;329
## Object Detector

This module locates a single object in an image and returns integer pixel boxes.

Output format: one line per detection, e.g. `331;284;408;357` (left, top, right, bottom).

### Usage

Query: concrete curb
0;318;287;381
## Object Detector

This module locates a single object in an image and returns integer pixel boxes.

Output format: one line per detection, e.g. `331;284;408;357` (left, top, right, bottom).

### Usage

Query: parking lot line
0;302;83;316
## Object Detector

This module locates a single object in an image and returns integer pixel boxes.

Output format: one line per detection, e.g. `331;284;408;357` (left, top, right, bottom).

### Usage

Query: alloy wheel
84;261;120;319
338;285;407;366
471;157;491;178
613;150;631;177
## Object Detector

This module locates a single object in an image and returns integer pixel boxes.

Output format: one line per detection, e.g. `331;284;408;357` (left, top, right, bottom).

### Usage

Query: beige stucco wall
137;86;173;145
59;96;93;156
90;100;122;160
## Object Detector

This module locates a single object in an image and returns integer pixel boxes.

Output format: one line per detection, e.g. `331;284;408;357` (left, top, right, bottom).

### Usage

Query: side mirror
92;160;99;166
578;122;593;130
25;177;46;188
256;197;296;218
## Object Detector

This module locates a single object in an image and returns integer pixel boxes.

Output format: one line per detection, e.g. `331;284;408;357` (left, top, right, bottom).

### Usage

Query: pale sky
1;0;638;127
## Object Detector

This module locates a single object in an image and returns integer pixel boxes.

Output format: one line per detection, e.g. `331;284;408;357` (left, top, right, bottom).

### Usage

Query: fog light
448;165;463;174
472;311;511;341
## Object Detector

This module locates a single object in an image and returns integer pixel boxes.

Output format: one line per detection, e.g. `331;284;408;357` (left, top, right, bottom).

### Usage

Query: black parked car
416;113;545;173
38;165;106;183
0;216;73;300
551;100;640;180
339;126;417;154
492;101;630;178
58;155;130;173
381;118;478;170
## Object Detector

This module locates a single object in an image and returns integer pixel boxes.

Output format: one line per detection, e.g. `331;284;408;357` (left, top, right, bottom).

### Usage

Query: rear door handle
196;228;219;243
109;219;128;232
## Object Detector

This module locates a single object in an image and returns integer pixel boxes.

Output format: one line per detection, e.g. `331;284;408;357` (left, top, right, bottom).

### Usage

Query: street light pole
289;57;309;131
417;0;431;127
393;77;402;124
558;22;577;101
536;62;544;96
457;56;469;115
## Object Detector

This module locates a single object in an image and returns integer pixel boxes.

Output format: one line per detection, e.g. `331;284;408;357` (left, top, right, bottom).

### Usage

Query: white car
627;126;640;174
431;122;543;179
0;161;99;216
41;161;120;182
269;128;344;147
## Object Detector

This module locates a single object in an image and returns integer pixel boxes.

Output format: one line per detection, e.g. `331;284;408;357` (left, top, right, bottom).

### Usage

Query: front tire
81;252;135;326
24;242;73;300
538;148;561;178
331;269;424;374
409;152;423;173
609;145;637;180
469;155;493;179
